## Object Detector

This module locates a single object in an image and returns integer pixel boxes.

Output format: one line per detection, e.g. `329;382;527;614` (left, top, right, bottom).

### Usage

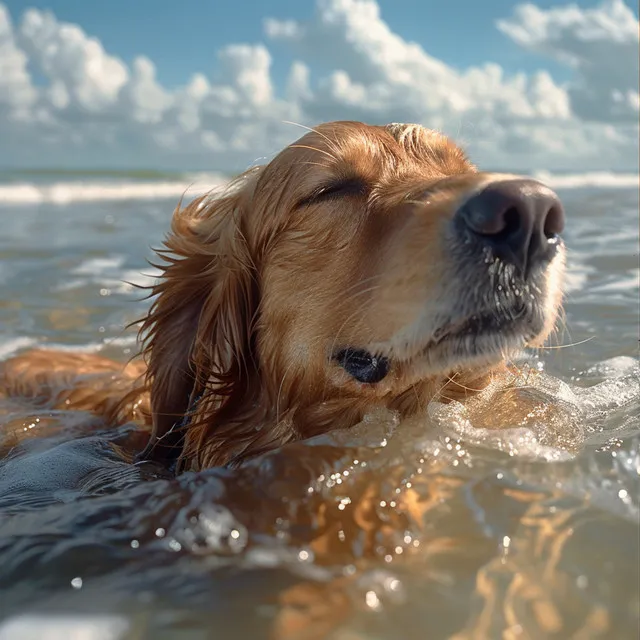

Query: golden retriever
0;121;565;471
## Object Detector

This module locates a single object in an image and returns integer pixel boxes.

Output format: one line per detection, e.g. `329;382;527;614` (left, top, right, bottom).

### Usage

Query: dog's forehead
254;122;474;206
283;121;471;179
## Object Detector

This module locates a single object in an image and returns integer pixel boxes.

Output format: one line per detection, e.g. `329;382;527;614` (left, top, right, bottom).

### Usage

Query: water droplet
298;549;312;562
365;591;381;610
577;575;589;589
618;489;631;504
386;579;400;593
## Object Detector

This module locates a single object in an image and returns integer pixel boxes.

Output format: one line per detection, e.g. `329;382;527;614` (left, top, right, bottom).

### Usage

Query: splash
428;358;639;462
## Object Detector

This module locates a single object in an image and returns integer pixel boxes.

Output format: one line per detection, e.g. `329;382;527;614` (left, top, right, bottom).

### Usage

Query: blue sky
6;0;624;86
0;0;638;171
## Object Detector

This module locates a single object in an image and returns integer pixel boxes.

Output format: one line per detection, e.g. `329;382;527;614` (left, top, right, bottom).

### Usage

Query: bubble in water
170;505;248;556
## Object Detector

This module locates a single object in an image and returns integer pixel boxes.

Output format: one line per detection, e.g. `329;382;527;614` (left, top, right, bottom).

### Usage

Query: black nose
455;179;565;275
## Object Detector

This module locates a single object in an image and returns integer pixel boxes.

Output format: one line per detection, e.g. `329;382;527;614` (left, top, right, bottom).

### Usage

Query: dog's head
140;121;565;469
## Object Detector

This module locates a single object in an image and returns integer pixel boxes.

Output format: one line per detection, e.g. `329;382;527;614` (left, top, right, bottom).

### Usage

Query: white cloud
286;61;312;102
0;0;636;172
0;5;36;113
216;45;274;107
497;0;639;122
264;0;573;122
18;8;128;113
119;57;173;125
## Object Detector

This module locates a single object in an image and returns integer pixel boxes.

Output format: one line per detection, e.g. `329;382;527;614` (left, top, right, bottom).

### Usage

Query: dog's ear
137;171;261;467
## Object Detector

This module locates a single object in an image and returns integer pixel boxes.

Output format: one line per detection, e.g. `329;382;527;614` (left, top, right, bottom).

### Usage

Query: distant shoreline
0;168;215;181
0;170;637;207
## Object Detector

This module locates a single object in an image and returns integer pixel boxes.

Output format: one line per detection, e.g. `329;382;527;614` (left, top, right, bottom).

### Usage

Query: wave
532;171;639;189
0;169;637;206
0;336;38;360
0;334;138;361
0;173;227;206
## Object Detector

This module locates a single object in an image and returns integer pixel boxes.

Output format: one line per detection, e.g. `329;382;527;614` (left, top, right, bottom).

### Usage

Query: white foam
0;173;227;206
533;170;639;190
0;335;138;361
589;270;640;294
0;336;38;360
0;614;129;640
563;267;590;294
71;257;126;276
120;267;162;290
585;356;640;378
60;259;162;296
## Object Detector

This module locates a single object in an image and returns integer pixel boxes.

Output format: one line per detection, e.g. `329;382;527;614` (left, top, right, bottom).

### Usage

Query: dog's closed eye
335;348;390;383
298;177;369;208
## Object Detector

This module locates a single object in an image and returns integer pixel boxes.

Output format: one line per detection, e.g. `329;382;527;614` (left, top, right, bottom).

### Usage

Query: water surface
0;174;638;639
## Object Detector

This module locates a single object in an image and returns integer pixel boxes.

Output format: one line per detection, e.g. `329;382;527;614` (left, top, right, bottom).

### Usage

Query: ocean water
0;170;638;639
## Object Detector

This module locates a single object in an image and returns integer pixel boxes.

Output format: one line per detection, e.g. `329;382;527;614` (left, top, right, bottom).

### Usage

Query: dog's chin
406;329;529;378
378;306;550;379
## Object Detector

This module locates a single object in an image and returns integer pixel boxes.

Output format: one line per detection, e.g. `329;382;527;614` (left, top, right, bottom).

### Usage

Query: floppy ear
137;171;261;467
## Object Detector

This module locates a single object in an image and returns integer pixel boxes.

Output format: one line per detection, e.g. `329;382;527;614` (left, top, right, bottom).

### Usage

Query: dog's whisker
297;161;332;169
410;382;425;413
288;144;338;162
282;121;342;157
536;336;596;350
276;360;297;428
444;375;486;393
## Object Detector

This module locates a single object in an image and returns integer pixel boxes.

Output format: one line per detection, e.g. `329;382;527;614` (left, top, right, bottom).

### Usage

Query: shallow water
0;177;638;639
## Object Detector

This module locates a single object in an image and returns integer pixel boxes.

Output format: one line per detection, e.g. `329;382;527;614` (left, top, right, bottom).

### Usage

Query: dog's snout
455;179;564;274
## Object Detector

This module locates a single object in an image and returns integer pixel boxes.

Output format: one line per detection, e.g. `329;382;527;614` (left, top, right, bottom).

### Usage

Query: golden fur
0;121;565;470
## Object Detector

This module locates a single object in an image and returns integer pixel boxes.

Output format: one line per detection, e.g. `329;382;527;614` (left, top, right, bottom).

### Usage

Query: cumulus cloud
0;6;36;113
119;57;173;125
497;0;639;122
0;0;637;172
18;8;128;114
263;0;575;124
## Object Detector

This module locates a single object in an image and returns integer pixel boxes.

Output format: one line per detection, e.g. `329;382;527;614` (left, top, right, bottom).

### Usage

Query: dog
0;121;565;472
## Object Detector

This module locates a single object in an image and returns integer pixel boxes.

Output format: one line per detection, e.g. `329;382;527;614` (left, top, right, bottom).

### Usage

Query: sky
0;0;638;172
